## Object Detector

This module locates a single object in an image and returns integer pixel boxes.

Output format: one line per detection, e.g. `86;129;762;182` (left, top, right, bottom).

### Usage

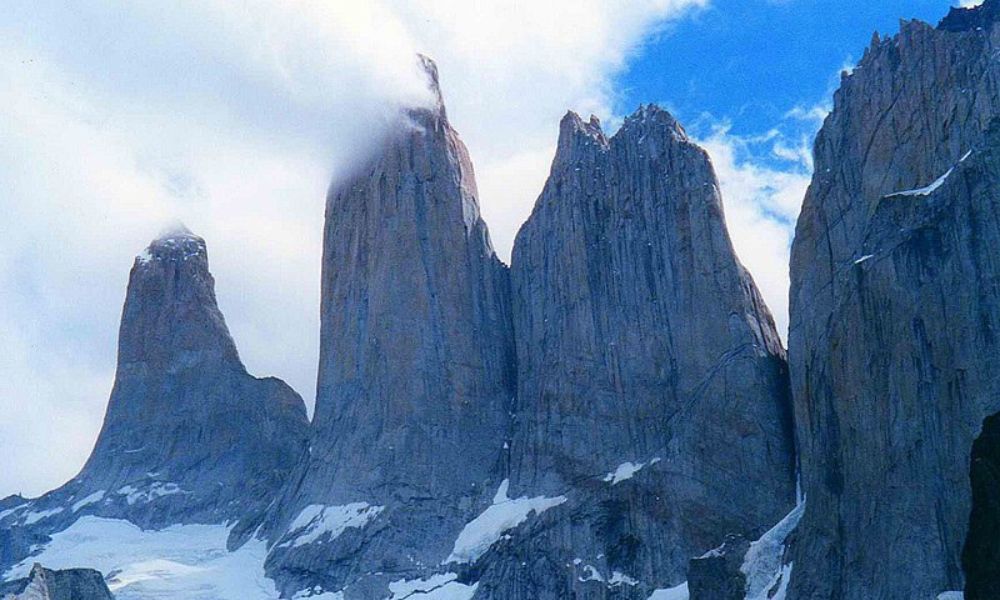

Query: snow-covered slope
5;517;278;600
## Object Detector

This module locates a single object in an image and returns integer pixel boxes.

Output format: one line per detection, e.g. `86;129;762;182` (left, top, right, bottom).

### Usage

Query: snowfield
4;516;280;600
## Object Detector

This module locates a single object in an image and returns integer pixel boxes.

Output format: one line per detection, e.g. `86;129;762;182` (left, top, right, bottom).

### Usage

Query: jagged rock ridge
260;56;516;599
471;107;796;599
1;564;114;600
0;226;309;570
788;3;1000;598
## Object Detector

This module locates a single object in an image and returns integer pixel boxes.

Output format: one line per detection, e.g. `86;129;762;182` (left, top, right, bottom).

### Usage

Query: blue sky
622;0;954;142
0;0;974;497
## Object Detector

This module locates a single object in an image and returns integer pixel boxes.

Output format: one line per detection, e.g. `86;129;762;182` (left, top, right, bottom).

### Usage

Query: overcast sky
0;0;975;498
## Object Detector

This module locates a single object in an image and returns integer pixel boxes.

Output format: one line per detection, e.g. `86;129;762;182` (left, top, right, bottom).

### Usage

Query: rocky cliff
260;56;516;599
0;227;309;568
471;107;796;599
787;3;1000;598
1;564;113;600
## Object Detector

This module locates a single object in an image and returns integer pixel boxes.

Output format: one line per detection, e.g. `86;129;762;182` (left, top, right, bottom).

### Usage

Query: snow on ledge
884;150;973;199
293;588;345;600
603;457;661;485
116;482;185;505
386;573;477;600
281;503;383;549
444;480;566;564
0;504;27;523
21;507;64;526
647;582;689;599
72;490;106;512
609;571;639;587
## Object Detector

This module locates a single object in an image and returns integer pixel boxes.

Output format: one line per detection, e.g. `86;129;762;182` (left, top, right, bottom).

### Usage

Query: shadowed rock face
472;108;795;599
0;227;309;567
963;412;1000;600
688;535;750;600
1;564;114;600
262;57;516;598
787;7;1000;598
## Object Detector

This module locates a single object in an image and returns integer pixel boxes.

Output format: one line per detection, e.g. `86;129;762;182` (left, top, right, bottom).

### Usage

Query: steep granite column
263;57;516;599
473;107;796;599
0;225;310;570
788;4;1000;598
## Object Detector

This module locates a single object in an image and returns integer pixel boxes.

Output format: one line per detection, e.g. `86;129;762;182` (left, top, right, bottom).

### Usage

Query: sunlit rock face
471;106;796;599
787;4;1000;598
0;227;309;569
261;56;517;599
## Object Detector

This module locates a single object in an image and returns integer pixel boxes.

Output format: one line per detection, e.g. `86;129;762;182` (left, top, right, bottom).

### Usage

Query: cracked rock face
0;227;309;569
788;5;1000;598
472;107;796;599
261;57;516;599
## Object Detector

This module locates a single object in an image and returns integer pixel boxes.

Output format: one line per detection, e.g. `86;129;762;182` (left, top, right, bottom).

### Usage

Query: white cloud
0;0;706;497
695;117;820;340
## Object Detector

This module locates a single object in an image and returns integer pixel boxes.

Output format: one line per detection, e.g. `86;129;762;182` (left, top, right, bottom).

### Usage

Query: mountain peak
618;104;687;142
554;111;608;164
63;229;309;531
156;221;195;240
417;54;442;104
137;222;206;266
410;54;448;123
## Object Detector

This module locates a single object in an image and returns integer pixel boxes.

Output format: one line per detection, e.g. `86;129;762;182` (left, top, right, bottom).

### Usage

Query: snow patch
292;589;345;600
386;573;477;600
885;150;973;199
72;491;106;512
22;507;64;526
853;254;874;265
5;516;280;600
609;571;638;586
117;482;184;505
0;504;27;522
603;457;661;485
445;480;567;564
938;593;964;600
579;565;604;583
647;582;689;600
281;503;383;549
885;168;954;197
742;503;805;600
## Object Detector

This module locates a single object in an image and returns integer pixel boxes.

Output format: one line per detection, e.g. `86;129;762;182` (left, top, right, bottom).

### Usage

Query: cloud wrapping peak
0;0;706;497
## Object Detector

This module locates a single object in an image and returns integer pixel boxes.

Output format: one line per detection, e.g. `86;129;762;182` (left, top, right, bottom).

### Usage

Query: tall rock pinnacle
473;106;796;598
262;56;516;598
0;226;310;563
788;5;1000;598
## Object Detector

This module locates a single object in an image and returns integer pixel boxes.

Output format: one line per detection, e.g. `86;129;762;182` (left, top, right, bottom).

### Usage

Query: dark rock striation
0;226;309;569
261;56;516;599
1;564;113;600
472;107;796;598
788;6;1000;598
